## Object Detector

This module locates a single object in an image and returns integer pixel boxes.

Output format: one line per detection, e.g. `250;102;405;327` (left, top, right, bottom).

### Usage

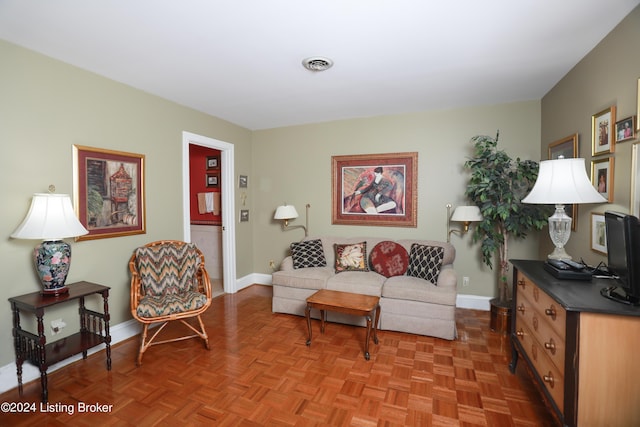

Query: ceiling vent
302;57;334;72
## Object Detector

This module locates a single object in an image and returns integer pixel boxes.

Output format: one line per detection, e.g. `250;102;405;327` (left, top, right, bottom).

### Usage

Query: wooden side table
9;281;112;402
305;289;380;360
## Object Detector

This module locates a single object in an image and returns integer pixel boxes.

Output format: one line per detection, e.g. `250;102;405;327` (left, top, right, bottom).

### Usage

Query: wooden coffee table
305;289;380;360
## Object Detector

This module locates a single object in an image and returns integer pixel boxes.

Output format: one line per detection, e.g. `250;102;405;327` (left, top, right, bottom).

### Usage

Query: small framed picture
548;133;578;160
206;173;219;188
591;157;614;203
239;175;248;188
592;106;616;155
206;155;219;170
239;209;249;222
632;142;640;217
591;212;607;255
615;116;636;143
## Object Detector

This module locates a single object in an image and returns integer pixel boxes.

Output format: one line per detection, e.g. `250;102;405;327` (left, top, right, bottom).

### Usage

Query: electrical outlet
463;276;470;287
50;318;66;335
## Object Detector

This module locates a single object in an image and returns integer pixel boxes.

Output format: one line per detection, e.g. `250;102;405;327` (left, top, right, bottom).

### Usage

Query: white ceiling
1;1;639;130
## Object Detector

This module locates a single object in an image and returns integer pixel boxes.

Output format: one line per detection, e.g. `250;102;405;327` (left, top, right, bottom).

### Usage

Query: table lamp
522;157;606;260
11;191;89;295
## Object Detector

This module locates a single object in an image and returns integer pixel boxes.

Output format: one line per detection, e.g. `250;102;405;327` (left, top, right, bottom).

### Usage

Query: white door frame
182;131;237;293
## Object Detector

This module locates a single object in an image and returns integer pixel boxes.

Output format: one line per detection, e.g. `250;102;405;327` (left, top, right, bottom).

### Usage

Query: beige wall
541;5;640;265
251;101;543;294
0;40;252;367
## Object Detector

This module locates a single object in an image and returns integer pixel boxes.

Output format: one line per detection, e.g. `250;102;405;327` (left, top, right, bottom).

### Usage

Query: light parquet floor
0;285;557;426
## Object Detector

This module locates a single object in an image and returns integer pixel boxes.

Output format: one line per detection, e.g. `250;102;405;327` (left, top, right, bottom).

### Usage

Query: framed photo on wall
206;155;219;170
591;212;607;255
591;157;614;203
73;145;146;241
206;173;219;188
331;152;418;227
615;116;636;143
548;133;578;230
592;106;616;155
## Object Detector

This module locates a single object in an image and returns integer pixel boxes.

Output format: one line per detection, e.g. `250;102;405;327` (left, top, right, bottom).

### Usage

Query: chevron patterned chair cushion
134;243;208;318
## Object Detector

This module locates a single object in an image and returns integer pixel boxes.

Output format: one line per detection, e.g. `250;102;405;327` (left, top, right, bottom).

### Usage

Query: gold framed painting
73;145;146;241
331;152;418;227
592;106;616;156
591;156;614;203
590;212;607;255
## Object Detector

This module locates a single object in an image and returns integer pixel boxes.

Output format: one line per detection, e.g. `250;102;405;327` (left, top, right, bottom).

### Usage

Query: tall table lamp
11;191;89;295
522;157;606;260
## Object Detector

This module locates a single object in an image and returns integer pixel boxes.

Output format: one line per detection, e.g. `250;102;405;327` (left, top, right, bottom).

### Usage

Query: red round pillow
369;241;409;277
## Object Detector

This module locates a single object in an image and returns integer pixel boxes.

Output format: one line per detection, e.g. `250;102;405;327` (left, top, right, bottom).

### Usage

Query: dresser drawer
515;320;565;412
516;288;566;371
516;272;567;339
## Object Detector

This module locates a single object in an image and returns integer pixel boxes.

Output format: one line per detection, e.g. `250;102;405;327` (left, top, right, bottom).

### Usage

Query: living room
1;2;639;424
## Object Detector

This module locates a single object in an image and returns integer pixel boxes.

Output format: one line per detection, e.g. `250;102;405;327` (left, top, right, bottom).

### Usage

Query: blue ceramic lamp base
33;240;72;296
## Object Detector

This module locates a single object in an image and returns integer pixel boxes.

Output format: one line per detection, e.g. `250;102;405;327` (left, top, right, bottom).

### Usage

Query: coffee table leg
364;314;372;360
305;303;312;346
373;304;380;345
320;310;326;334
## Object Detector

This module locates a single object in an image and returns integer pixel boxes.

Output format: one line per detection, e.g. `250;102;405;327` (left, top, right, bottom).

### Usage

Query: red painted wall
189;144;222;225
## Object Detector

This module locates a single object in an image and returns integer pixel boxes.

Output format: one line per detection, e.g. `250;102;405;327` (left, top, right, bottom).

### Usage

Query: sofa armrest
436;266;457;289
279;256;294;271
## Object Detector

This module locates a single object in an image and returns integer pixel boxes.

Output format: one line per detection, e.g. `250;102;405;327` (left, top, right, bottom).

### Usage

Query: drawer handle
544;338;556;355
516;329;524;338
543;372;555;388
517;304;525;314
545;305;557;320
517;279;526;288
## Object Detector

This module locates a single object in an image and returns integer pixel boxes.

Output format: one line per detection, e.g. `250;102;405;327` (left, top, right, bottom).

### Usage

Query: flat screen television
601;211;640;305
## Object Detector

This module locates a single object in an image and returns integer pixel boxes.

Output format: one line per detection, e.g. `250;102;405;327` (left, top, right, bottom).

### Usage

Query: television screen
602;211;640;305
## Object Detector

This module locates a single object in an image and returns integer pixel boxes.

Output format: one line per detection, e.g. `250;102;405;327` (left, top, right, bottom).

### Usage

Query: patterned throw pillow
406;244;445;284
290;239;327;269
334;242;369;273
369;241;409;277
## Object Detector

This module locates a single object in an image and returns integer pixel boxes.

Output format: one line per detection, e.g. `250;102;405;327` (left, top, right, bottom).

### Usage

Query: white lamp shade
451;206;483;222
522;158;607;204
274;205;299;220
11;193;89;240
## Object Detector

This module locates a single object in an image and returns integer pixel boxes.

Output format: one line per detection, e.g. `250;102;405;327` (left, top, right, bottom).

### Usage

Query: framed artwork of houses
73;145;146;240
548;133;578;230
331;152;417;227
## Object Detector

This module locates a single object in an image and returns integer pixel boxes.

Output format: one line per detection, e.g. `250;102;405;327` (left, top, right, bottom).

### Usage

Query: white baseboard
456;294;492;310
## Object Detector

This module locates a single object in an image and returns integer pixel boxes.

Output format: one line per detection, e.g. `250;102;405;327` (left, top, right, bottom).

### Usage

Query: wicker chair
129;240;212;366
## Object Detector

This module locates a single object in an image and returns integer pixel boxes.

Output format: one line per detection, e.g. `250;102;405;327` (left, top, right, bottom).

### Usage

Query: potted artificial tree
464;132;550;334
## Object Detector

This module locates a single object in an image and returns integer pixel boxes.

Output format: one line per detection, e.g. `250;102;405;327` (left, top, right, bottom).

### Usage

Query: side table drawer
516;272;567;339
515;320;565;412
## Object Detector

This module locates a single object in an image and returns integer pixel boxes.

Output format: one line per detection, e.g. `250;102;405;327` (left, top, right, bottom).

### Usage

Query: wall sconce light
11;187;89;295
446;203;483;242
274;203;310;237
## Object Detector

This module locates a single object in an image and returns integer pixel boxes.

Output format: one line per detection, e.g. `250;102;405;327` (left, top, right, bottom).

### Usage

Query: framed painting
206;155;219;170
548;133;579;230
632;142;640;217
592;106;616;155
239;175;248;188
615;116;636;143
591;157;614;203
331;152;417;227
73;145;145;241
206;173;219;188
591;212;607;255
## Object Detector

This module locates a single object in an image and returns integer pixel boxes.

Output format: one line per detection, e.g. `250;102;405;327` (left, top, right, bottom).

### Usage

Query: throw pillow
334;242;369;273
369;241;409;277
406;244;445;284
290;239;327;269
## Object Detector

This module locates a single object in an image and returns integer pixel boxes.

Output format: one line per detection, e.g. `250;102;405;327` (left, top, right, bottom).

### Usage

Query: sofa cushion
382;274;456;305
334;242;369;273
369;240;409;277
326;271;385;296
290;239;327;269
406;244;444;283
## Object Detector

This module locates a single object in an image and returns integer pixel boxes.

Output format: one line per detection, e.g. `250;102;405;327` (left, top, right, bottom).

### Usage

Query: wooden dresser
510;260;640;427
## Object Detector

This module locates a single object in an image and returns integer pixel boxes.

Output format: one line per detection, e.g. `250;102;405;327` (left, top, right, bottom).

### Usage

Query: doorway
182;131;237;294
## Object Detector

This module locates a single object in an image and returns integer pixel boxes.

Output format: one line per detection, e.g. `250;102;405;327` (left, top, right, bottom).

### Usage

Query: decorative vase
33;240;72;296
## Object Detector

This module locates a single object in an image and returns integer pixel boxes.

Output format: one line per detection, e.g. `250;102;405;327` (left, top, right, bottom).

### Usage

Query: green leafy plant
464;132;551;303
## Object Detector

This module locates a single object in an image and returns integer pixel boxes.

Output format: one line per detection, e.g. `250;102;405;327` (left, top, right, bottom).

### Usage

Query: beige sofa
271;236;457;340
